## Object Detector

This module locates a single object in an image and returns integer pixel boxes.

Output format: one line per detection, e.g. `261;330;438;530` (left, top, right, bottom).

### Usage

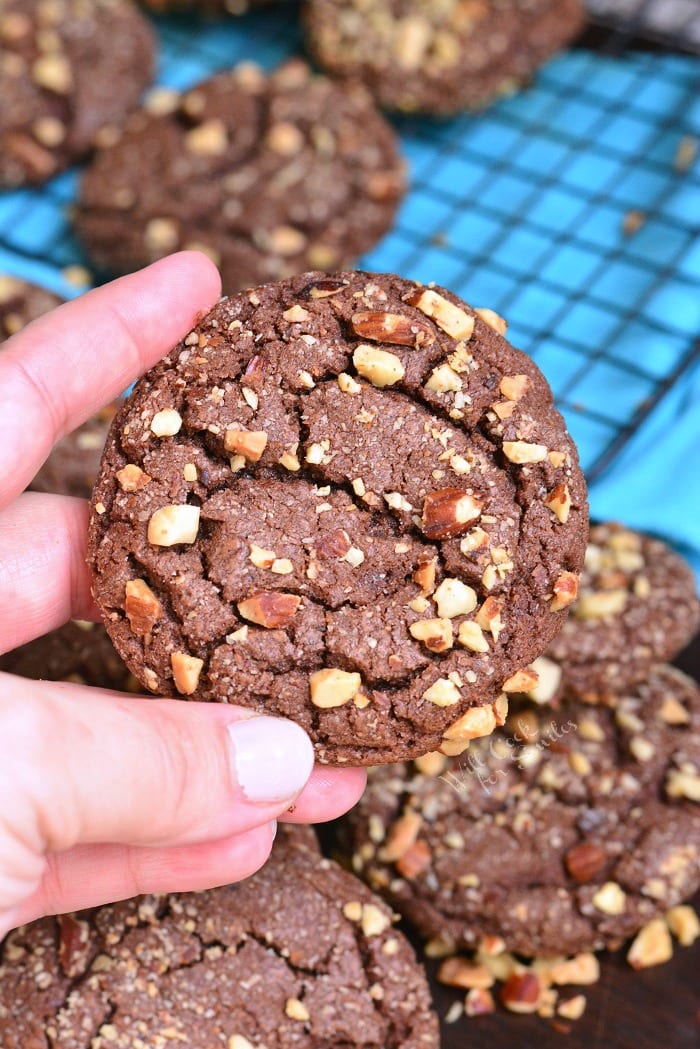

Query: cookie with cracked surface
87;269;588;765
0;826;439;1049
0;619;135;692
29;402;119;499
0;0;155;188
75;60;406;292
303;0;586;115
344;664;700;958
535;523;700;703
0;274;62;341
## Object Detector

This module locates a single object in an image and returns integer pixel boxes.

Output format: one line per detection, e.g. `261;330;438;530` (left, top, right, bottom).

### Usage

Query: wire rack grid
0;3;698;485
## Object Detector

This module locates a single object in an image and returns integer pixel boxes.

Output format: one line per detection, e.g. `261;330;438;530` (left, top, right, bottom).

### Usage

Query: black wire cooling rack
0;1;698;484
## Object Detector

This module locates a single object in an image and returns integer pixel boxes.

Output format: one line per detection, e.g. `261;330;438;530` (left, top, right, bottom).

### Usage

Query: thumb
0;674;314;856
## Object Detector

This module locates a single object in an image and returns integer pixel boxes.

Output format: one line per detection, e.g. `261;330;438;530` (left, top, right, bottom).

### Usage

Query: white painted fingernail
228;716;314;803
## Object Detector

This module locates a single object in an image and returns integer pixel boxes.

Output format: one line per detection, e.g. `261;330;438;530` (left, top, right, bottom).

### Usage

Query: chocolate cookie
0;826;439;1049
540;523;700;702
75;61;406;292
87;270;587;765
0;619;135;692
0;274;62;341
29;402;119;499
141;0;281;12
345;665;700;958
303;0;586;115
0;0;156;187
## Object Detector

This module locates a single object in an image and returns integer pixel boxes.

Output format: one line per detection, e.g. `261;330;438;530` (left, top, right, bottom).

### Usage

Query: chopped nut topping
229;1036;256;1049
627;918;673;969
171;651;204;695
475;596;504;639
404;288;475;340
150;408;182;437
414;751;447;777
475;307;507;335
502;667;539;693
360;903;391;937
503;440;548;464
592;881;627;915
237;591;301;628
249;544;276;569
565;843;606;884
433;578;477;619
666;905;700;946
557;995;587;1021
183;463;198;482
422;678;461;707
310;668;362;708
279;450;300;471
266;121;304;155
460;526;490;554
457;620;490;652
438;957;494;990
396;839;431;879
499;374;529;400
548;953;600;986
658;695;690;725
224;429;268;462
421;488;482;539
145;217;179;251
353;344;405;387
33;53;72;93
271;558;294;575
378;811;422;862
666;767;700;801
465;988;496;1017
124;579;162;639
500;972;542;1013
413;558;437;594
57;914;91;979
338;372;362;395
282;303;310;322
546;483;572;524
442;704;497;742
147;505;200;546
116;464;152;492
351;310;434;347
409;617;453;652
550;571;579;612
426;364;462;394
284;998;310;1022
185;119;228;156
385;491;413;512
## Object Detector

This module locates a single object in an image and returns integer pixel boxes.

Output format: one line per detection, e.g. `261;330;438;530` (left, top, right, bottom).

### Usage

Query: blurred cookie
86;269;587;765
0;826;439;1049
30;402;119;499
0;0;155;187
543;523;700;701
75;60;406;291
0;619;134;691
345;665;700;957
303;0;586;115
0;274;62;342
141;0;281;12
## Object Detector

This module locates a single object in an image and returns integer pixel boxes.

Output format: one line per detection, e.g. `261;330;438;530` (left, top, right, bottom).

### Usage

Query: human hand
0;253;367;938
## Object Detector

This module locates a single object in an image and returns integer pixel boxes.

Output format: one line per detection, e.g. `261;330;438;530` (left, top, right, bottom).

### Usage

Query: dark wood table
433;637;700;1049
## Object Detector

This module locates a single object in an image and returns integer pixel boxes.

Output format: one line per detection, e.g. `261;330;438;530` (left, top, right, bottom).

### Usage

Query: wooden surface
432;637;700;1048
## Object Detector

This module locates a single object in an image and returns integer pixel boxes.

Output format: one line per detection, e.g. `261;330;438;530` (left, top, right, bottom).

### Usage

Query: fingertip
283;764;367;824
153;250;222;307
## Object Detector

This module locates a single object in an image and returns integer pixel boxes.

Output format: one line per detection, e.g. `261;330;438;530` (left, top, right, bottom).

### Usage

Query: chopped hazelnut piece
171;651;204;695
502;667;539;692
525;656;562;703
150;408;182;437
422;678;461;707
284;998;310;1022
457;620;490;652
548;953;600;985
500;972;542;1013
421;488;482;539
396;839;431;879
592;881;627;915
404;288;475;340
438;957;494;990
183;463;198;482
413;558;437;594
434;578;477;619
503;440;548;464
33;53;72;93
658;695;690;725
310;668;362;708
229;1037;256;1049
282;303;310;322
475;307;507;335
546;483;572;524
338;372;362;395
353;344;405;387
224;429;268;462
279;450;300;471
249;544;276;569
351;310;434;347
426;364;462;394
465;988;496;1017
499;374;529;400
442;704;497;742
666;905;700;946
564;843;606;884
557;995;587;1021
124;579;162;639
550;571;579;612
271;558;294;575
378;811;422;862
574;588;627;619
666;767;700;801
360;903;391;937
475;597;504;639
627;918;673;969
116;464;151;491
237;591;301;628
148;505;200;546
409;618;453;652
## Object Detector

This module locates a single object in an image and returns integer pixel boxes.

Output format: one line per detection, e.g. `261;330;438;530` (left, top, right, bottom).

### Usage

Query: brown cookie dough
344;665;700;958
537;523;700;702
0;619;135;692
0;274;62;342
75;60;406;293
303;0;586;115
0;0;156;188
0;826;439;1049
29;402;120;499
87;271;587;765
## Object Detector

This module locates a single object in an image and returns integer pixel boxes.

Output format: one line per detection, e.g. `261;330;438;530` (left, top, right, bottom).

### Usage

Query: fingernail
228;716;314;803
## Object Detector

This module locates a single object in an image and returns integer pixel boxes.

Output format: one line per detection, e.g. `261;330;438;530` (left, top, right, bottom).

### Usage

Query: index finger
0;252;221;509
